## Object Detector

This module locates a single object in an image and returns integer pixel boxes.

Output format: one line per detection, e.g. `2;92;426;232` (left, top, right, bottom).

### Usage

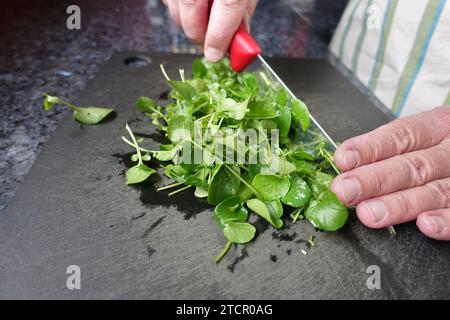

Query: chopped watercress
43;93;114;125
120;58;349;262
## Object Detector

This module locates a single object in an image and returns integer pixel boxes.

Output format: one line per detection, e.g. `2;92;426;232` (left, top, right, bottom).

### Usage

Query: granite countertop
0;0;347;213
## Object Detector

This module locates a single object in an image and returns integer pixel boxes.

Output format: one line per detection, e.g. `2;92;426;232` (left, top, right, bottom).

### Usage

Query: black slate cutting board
1;52;449;299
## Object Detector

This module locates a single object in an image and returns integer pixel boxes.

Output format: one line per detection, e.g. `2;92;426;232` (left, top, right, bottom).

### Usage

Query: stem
121;136;153;153
160;64;171;81
321;147;341;175
214;241;232;263
224;164;263;199
291;207;304;223
168;185;191;196
125;123;142;163
179;69;185;82
157;181;184;191
387;225;397;236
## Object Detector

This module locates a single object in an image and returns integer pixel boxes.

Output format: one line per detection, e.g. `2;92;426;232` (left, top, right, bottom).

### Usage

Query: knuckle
396;192;415;220
402;154;432;186
426;179;450;208
207;25;229;44
356;134;382;162
387;122;414;154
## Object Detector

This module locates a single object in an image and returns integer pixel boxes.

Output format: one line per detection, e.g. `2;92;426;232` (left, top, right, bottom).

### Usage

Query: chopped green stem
214;241;232;263
160;64;171;81
320;147;341;175
387;225;397;236
224;164;263;199
157;181;184;191
125;123;143;163
179;69;185;82
121;136;153;153
168;185;192;196
291;207;304;223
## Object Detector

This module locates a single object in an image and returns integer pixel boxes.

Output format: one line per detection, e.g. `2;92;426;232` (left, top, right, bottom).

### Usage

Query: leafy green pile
123;58;348;262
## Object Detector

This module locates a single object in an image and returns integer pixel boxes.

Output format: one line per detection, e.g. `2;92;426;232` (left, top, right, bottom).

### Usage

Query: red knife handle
229;23;262;72
207;0;262;72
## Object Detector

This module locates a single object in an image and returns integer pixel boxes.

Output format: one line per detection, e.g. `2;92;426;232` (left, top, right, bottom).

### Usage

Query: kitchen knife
229;24;338;150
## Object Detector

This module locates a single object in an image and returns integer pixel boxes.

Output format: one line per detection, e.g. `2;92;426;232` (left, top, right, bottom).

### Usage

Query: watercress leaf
167;80;197;100
187;79;206;93
142;154;151;161
136;96;157;113
164;164;186;182
289;150;315;162
291;159;317;175
274;106;291;137
281;174;312;208
215;196;248;229
125;163;155;185
291;98;310;132
261;155;296;175
43;93;60;111
131;154;139;162
252;174;290;201
207;165;241;205
73;106;114;125
308;171;334;197
152;150;174;161
218;98;248;120
246;198;283;228
223;222;256;244
305;191;348;231
192;58;208;78
276;89;288;107
167;116;193;143
194;186;209;198
245;100;277;119
236;174;255;201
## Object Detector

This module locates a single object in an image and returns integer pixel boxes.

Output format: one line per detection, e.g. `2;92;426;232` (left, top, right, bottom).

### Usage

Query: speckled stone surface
0;0;346;213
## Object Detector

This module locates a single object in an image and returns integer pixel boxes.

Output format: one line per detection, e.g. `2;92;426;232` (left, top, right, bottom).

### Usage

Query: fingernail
343;150;359;169
422;216;445;234
340;178;361;203
205;47;223;62
365;201;387;223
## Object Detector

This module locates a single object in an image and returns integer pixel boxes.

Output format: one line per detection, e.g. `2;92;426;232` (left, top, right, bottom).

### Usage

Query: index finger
204;0;248;62
334;107;450;171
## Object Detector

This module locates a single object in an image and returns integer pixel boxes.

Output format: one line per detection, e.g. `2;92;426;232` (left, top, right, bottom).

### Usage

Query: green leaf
167;80;197;100
305;191;348;231
252;174;290;201
207;165;241;205
281;174;312;208
274;107;291;137
291;98;310;132
73;107;114;124
152;149;176;161
125;163;156;185
291;159;317;175
289;150;315;162
262;155;296;175
308;171;334;197
223;222;256;243
218;98;249;120
136;96;157;113
215;196;248;229
245;100;277;119
276;89;288;107
43;93;60;111
192;59;208;78
194;186;208;198
246;198;283;228
167;116;193;143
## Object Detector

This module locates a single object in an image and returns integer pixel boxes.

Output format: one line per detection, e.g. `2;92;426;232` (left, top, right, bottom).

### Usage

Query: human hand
163;0;258;62
331;107;450;240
